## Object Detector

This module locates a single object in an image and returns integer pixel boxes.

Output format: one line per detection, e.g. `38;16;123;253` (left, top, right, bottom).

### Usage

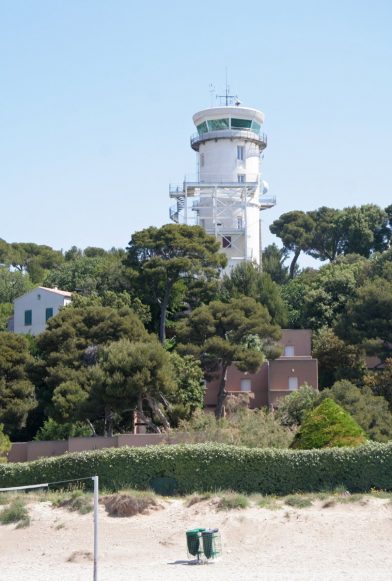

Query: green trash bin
202;528;221;560
186;528;205;559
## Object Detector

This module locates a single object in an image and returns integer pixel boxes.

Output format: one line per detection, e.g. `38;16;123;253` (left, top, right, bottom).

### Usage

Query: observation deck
190;129;267;152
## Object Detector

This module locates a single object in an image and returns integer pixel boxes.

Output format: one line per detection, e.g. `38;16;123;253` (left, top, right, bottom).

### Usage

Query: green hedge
1;443;392;495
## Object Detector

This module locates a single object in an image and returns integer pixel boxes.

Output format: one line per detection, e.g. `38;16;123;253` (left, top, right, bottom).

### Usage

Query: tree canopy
0;424;11;462
125;224;226;342
177;296;281;417
320;380;392;443
270;211;315;278
0;240;63;283
0;333;37;437
0;212;391;442
220;262;288;326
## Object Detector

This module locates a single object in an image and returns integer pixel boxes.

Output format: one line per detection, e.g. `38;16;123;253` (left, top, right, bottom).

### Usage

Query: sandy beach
1;495;392;581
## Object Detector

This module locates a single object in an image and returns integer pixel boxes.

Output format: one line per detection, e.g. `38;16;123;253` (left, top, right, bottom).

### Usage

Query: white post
243;188;248;261
184;184;188;225
92;476;99;581
213;186;217;238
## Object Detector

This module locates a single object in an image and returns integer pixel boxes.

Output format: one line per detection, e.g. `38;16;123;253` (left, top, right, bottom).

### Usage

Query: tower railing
169;175;260;194
190;129;267;151
259;194;276;208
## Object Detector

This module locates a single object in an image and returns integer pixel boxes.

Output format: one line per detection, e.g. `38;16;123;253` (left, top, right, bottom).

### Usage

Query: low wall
8;434;167;463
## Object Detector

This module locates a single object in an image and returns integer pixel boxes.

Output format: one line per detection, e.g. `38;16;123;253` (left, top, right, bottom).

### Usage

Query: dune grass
0;485;390;524
48;489;93;514
0;498;30;527
216;493;250;511
284;495;313;508
0;492;11;506
102;489;158;517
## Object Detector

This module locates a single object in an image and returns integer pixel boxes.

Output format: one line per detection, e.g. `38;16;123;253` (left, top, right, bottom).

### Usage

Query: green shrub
319;381;392;443
0;493;11;505
0;424;11;463
257;496;280;510
50;490;93;514
1;442;392;495
0;498;29;527
292;398;367;449
34;419;92;441
170;408;294;448
275;385;318;428
284;495;312;508
216;493;249;510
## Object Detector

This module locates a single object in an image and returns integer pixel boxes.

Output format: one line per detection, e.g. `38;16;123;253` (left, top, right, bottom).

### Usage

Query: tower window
237;216;243;229
200;153;205;167
238;174;246;183
231;118;252;130
197;121;208;135
222;236;232;248
237;146;244;161
207;118;229;131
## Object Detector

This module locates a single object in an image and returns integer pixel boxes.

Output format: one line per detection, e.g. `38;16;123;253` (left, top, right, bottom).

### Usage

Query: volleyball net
0;475;99;581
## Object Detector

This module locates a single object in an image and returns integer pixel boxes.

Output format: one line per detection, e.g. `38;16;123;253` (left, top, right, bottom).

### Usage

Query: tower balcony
190;128;267;151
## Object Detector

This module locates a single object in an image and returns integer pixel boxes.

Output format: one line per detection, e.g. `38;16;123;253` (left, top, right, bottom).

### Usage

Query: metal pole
184;184;188;225
92;476;99;581
243;188;248;261
213;185;217;238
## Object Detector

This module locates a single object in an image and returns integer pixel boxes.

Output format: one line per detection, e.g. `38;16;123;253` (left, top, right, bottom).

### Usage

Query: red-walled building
205;329;318;410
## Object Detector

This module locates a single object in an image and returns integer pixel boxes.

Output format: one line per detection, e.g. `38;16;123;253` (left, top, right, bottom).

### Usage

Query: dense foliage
1;443;392;494
177;296;281;417
0;334;37;438
34;418;92;441
0;206;391;442
125;224;226;341
275;385;318;428
319;380;392;442
0;424;11;462
170;407;294;448
292;398;367;449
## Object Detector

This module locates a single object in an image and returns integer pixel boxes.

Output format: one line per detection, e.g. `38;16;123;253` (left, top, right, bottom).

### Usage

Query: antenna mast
225;67;229;105
216;69;241;106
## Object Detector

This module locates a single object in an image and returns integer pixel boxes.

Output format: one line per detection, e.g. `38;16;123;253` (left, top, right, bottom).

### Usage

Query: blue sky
1;0;391;263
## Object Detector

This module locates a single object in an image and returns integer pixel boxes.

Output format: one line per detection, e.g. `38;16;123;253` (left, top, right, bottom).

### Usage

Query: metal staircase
169;195;185;223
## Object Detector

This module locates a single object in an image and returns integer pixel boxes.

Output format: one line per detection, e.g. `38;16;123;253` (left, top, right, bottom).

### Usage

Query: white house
12;286;72;336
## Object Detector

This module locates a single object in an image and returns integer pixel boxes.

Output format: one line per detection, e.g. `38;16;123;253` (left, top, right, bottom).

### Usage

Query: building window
240;378;251;392
288;377;298;391
222;236;232;248
24;310;32;326
207;118;229;131
237;145;244;161
237;216;243;229
45;307;54;322
238;174;246;183
251;120;261;134
284;345;295;356
197;121;208;135
231;118;252;130
200;152;205;167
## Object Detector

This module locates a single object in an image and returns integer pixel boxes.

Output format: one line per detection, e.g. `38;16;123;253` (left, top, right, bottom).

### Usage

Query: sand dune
1;496;392;580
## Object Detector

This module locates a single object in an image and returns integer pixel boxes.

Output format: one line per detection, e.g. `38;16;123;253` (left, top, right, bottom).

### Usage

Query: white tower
169;98;275;269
